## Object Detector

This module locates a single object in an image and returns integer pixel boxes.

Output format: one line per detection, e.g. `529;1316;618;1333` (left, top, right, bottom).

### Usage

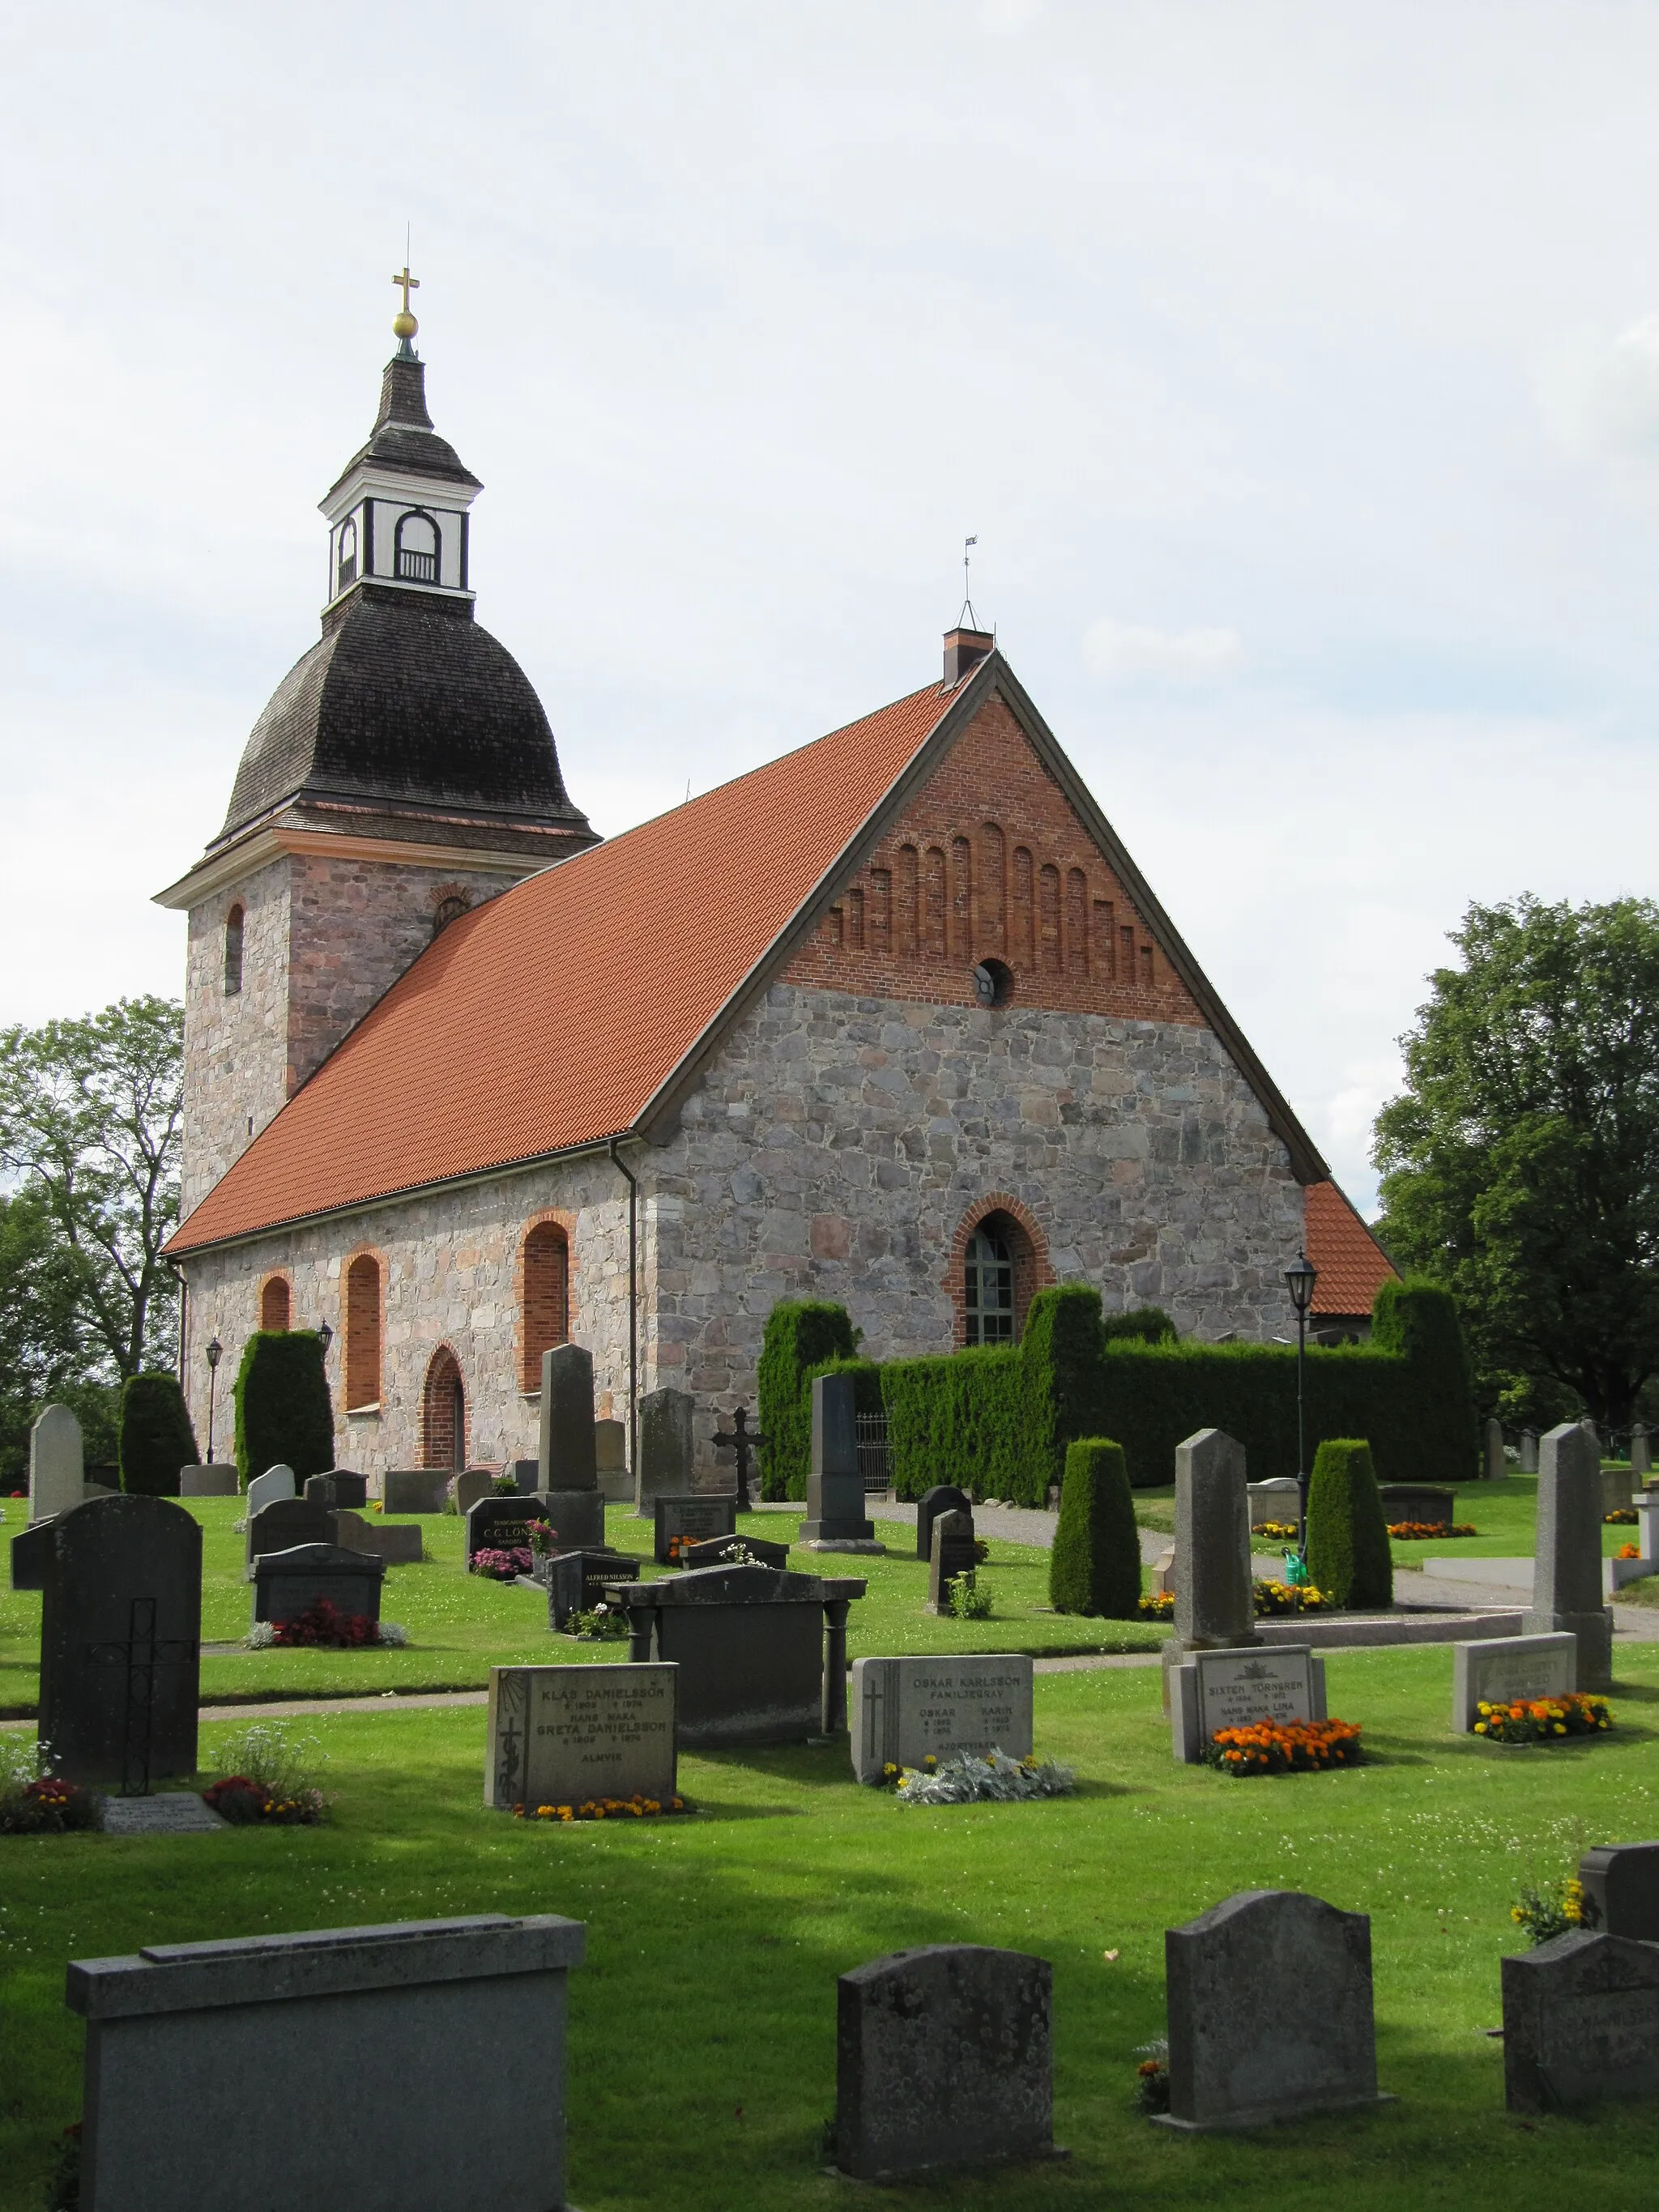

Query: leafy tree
0;1189;95;1490
1374;897;1659;1430
0;996;184;1379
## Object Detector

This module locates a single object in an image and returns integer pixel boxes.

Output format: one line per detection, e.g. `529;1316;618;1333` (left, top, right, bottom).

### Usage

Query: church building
161;299;1392;1482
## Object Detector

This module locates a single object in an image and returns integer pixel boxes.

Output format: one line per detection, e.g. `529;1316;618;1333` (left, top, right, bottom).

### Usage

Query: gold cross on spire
392;265;420;315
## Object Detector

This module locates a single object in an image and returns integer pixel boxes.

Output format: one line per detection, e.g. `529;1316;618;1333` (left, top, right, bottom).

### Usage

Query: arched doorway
422;1346;467;1471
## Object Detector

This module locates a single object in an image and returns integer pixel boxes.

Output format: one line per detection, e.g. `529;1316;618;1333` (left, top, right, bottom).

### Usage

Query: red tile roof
1304;1179;1398;1319
168;680;955;1255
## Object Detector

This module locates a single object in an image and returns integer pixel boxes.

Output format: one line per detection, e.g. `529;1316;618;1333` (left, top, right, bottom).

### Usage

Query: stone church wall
181;856;293;1217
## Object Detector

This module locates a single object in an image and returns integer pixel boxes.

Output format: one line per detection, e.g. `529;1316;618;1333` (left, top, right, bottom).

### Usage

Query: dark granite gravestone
603;1562;866;1747
330;1510;424;1566
634;1386;693;1515
928;1509;979;1615
539;1343;598;1492
654;1494;738;1566
179;1464;238;1498
1157;1890;1389;2131
545;1549;642;1630
245;1498;332;1578
506;1460;541;1494
1503;1931;1659;2112
800;1373;876;1546
304;1472;369;1511
1377;1485;1455;1526
382;1468;450;1514
466;1493;604;1565
835;1946;1055;2181
11;1514;57;1591
680;1533;790;1571
917;1484;974;1563
33;1495;202;1792
253;1542;386;1626
1578;1843;1659;1943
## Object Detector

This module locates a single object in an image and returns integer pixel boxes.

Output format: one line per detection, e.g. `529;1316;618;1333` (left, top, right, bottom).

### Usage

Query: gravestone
544;1548;642;1630
382;1468;450;1514
1450;1631;1576;1733
633;1386;693;1515
1520;1428;1539;1473
1502;1931;1659;2112
1170;1644;1327;1765
450;1469;493;1515
465;1494;579;1566
1633;1425;1653;1478
1579;1843;1659;1942
595;1417;629;1502
253;1541;385;1627
35;1495;202;1792
304;1471;368;1511
1245;1476;1300;1526
1377;1484;1456;1527
331;1509;424;1566
928;1509;979;1615
604;1562;866;1746
800;1373;876;1547
538;1342;598;1492
485;1661;677;1808
654;1493;738;1566
179;1464;238;1498
679;1532;790;1571
30;1403;84;1524
245;1464;296;1518
836;1946;1054;2181
245;1497;332;1578
851;1656;1034;1783
1173;1430;1255;1652
1525;1421;1614;1690
102;1792;228;1837
506;1459;541;1494
1158;1890;1389;2131
916;1484;973;1563
1484;1415;1507;1481
66;1913;584;2212
10;1515;57;1591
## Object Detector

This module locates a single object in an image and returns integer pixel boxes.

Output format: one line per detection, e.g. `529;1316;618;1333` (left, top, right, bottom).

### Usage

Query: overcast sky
5;2;1659;1213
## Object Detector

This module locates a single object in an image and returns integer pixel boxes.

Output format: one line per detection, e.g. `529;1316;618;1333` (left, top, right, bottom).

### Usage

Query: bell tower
158;275;597;1222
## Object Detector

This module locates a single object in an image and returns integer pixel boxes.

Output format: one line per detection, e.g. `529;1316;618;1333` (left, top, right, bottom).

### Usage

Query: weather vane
960;535;979;628
392;228;420;354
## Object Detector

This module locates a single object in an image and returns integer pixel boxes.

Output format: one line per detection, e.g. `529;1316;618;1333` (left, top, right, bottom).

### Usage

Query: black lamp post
1283;1250;1318;1551
318;1320;334;1359
205;1337;223;1464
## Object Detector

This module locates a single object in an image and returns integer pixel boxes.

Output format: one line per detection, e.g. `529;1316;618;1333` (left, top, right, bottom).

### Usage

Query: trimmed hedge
1100;1305;1176;1347
882;1348;1029;1505
117;1372;199;1498
233;1331;335;1490
1304;1437;1392;1609
757;1302;861;1498
1050;1438;1141;1617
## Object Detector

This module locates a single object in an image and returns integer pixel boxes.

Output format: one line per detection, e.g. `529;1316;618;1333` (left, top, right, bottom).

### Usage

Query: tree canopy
1373;896;1659;1430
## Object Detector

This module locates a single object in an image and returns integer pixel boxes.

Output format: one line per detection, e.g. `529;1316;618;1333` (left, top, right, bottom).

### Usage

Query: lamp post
318;1320;334;1360
205;1337;223;1464
1283;1250;1318;1552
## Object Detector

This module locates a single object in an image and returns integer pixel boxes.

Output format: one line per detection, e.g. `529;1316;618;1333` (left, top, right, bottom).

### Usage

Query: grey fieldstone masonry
178;982;1304;1484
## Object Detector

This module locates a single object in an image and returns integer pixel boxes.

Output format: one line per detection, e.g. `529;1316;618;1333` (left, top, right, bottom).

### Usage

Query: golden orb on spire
391;263;420;342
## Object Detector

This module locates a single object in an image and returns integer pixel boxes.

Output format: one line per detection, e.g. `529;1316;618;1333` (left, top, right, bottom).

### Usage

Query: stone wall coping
66;1914;585;2020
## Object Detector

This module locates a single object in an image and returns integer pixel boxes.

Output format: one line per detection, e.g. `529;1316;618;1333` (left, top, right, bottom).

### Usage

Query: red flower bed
271;1597;382;1647
202;1775;324;1825
1388;1521;1478;1540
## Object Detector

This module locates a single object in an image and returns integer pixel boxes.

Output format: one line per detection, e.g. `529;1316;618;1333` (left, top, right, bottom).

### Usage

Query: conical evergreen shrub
234;1330;335;1490
1303;1436;1392;1609
1049;1437;1141;1616
117;1371;199;1497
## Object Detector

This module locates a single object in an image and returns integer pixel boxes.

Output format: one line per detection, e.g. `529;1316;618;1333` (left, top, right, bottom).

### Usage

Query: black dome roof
219;588;591;843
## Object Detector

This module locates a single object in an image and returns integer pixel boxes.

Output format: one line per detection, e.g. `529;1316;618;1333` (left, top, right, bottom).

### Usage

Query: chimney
943;627;994;686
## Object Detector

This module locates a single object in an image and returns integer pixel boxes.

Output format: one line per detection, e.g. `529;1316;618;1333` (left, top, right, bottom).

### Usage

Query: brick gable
784;694;1204;1025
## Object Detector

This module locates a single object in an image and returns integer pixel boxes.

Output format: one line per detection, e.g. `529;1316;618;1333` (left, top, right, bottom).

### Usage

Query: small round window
972;958;1013;1008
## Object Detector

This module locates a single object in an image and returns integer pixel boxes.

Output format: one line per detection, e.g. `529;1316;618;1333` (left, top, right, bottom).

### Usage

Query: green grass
0;1501;1158;1715
7;1646;1659;2210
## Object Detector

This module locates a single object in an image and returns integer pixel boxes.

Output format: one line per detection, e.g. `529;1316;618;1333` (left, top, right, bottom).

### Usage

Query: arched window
344;1254;382;1410
423;1346;467;1471
431;893;470;937
521;1222;570;1391
337;516;358;592
394;509;440;584
965;1224;1016;1345
260;1276;291;1332
224;905;244;995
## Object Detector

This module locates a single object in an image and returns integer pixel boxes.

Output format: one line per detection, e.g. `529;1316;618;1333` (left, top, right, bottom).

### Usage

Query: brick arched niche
422;1345;467;1472
343;1251;383;1411
259;1274;291;1332
946;1194;1054;1348
517;1213;577;1392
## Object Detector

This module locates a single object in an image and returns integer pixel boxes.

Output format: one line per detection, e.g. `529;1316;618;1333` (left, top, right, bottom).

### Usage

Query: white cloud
1082;619;1243;681
1536;313;1659;489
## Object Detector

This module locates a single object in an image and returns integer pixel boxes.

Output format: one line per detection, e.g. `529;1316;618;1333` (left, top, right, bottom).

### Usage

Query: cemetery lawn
9;1643;1659;2211
0;1502;1158;1715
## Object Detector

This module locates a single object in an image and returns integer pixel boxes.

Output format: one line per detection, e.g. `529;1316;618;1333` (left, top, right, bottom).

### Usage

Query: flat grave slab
101;1793;228;1837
